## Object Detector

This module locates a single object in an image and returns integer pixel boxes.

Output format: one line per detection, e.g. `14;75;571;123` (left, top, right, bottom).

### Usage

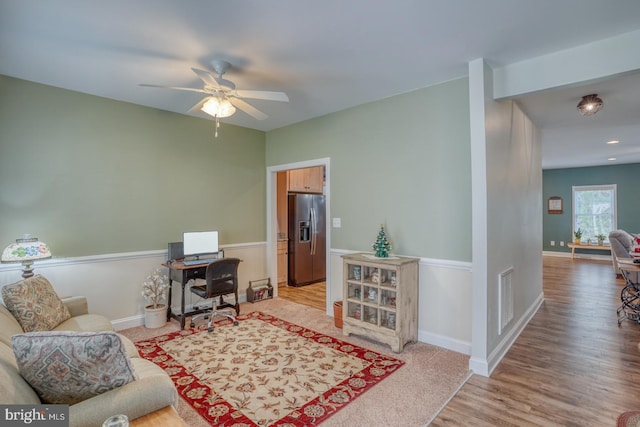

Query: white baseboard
113;315;144;331
113;295;250;331
419;330;471;355
469;290;544;377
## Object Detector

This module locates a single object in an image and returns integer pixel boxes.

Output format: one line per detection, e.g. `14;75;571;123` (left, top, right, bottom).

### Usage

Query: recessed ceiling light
608;157;617;161
606;140;619;144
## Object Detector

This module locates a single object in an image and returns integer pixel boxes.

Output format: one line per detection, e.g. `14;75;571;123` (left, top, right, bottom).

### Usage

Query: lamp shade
1;235;51;263
201;97;236;118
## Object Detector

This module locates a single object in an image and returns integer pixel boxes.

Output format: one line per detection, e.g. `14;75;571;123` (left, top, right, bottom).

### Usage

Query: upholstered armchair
0;275;178;426
609;230;637;278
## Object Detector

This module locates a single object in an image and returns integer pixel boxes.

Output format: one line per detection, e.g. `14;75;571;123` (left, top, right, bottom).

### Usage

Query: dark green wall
543;163;640;253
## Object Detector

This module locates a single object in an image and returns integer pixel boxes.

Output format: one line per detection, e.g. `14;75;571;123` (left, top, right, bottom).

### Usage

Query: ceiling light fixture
201;97;236;138
577;94;603;116
606;140;619;144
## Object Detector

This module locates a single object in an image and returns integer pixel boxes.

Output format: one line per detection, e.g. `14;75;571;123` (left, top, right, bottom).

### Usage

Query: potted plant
596;234;606;246
142;267;170;328
573;228;583;244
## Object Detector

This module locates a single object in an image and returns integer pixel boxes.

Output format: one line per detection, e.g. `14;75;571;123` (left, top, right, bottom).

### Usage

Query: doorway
277;281;326;311
267;158;331;314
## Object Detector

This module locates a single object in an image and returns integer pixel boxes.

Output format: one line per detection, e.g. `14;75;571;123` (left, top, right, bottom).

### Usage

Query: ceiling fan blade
139;84;210;94
187;97;213;114
229;97;268;120
191;68;220;88
235;90;289;102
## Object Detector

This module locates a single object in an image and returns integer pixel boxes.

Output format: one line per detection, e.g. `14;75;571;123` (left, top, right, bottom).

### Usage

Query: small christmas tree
372;224;392;258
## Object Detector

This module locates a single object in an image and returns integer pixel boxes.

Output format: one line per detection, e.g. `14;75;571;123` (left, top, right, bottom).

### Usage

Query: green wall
543;163;640;253
0;76;266;257
1;75;472;261
266;78;472;261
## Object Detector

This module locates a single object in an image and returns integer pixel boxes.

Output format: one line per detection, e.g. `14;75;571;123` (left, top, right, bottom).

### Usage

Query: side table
567;243;611;259
129;406;188;427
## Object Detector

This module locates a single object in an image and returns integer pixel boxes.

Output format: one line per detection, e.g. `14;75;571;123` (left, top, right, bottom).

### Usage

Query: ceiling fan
140;60;289;122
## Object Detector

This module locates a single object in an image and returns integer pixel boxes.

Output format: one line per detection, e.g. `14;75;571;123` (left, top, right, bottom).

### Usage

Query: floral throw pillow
1;275;71;332
12;331;137;405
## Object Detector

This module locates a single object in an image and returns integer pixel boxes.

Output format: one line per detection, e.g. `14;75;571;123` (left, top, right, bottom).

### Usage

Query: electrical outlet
560;241;565;246
550;241;555;246
332;217;341;228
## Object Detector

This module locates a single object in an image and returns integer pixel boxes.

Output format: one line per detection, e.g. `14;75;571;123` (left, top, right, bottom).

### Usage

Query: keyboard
183;259;214;266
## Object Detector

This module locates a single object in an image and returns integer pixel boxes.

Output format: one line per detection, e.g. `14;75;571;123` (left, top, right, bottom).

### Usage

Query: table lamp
1;234;52;278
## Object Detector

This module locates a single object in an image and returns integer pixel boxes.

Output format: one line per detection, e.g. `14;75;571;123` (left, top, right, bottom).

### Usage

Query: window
572;184;617;243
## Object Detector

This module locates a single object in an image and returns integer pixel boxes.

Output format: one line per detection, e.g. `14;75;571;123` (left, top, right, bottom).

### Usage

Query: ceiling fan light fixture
577;94;603;116
201;97;236;118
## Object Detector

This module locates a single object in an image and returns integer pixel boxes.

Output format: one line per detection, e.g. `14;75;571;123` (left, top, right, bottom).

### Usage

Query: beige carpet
120;298;470;426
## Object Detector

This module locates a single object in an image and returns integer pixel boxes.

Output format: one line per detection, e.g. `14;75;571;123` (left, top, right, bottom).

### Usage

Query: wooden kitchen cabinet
277;240;288;286
277;171;288;237
342;253;419;353
288;166;324;193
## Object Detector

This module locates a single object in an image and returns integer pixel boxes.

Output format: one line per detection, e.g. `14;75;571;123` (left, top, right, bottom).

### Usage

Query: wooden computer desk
163;260;210;329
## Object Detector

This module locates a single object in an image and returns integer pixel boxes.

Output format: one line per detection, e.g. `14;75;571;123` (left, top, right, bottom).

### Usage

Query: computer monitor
183;231;219;258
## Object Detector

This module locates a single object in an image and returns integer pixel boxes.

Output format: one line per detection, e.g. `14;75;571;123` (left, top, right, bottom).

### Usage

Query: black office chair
189;258;241;332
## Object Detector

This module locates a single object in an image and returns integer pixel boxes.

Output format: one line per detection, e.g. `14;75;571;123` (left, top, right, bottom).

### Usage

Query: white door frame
266;157;332;314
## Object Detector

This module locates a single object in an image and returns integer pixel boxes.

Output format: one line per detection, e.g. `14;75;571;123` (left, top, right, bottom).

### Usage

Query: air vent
499;267;514;333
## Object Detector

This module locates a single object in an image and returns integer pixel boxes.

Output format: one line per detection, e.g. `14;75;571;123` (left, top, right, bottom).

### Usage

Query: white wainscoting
0;244;472;354
329;250;473;355
0;242;268;330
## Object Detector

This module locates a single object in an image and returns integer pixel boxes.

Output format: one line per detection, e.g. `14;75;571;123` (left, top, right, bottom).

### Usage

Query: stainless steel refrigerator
288;193;326;287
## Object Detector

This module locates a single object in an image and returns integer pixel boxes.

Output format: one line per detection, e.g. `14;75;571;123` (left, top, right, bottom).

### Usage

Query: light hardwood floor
432;256;640;426
277;281;326;311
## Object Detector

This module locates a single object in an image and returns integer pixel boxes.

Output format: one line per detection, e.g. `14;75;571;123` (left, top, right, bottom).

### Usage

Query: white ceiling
1;0;640;169
516;71;640;169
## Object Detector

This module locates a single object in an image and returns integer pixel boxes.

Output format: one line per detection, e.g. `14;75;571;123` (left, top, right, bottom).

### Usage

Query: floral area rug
619;411;640;427
135;311;404;426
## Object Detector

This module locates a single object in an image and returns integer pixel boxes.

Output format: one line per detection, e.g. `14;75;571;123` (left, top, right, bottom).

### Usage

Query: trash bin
333;301;343;328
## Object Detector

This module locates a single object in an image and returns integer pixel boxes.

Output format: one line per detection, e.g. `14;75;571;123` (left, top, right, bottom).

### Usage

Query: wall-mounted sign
547;196;563;214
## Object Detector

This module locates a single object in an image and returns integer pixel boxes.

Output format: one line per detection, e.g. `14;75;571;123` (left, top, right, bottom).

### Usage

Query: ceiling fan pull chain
214;116;220;138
